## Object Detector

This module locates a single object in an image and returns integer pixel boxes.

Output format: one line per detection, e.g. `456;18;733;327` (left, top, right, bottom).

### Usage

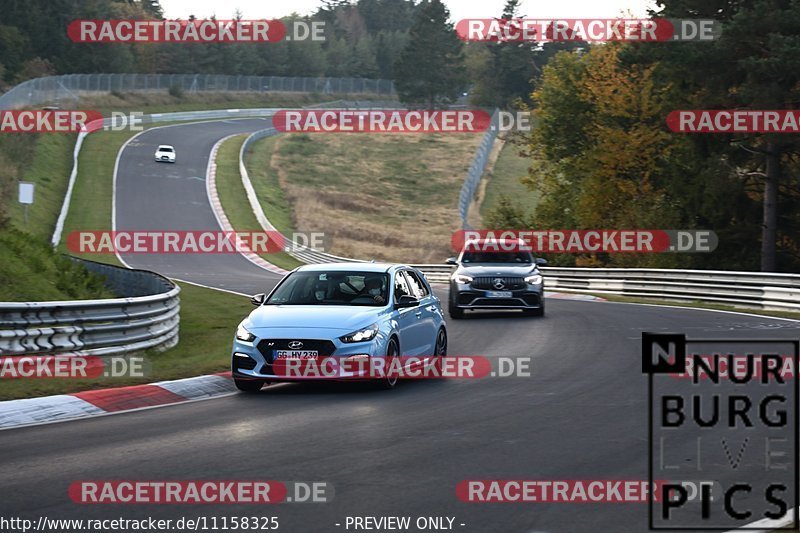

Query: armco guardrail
542;267;800;311
408;265;800;311
0;259;180;357
0;74;396;110
458;108;500;229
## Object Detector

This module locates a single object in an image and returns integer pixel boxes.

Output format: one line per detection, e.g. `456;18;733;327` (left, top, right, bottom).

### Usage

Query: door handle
415;311;422;318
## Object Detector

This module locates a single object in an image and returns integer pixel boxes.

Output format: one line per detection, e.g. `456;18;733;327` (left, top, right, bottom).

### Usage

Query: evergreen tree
393;0;466;107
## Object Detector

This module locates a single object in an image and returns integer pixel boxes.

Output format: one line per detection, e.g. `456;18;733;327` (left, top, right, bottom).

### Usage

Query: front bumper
231;335;388;381
450;284;544;310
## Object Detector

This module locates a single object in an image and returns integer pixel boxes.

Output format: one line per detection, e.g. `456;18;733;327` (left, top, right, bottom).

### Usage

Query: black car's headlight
236;323;256;342
452;273;473;284
340;323;379;343
524;274;543;285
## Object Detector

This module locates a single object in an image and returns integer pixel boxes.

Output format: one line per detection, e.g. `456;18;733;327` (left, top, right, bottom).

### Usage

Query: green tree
393;0;466;107
644;0;800;271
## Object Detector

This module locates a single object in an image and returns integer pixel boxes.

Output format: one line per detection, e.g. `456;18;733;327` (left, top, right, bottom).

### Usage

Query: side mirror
250;293;266;306
535;258;549;266
446;257;458;265
395;295;420;308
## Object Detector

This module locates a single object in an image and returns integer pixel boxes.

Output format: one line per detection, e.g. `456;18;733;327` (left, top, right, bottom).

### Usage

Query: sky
160;0;659;21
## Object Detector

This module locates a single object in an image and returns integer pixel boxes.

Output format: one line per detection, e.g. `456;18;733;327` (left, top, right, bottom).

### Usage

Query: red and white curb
206;135;288;276
0;373;236;431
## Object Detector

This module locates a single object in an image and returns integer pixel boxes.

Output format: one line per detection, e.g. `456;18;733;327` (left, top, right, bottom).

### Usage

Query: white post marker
18;181;34;224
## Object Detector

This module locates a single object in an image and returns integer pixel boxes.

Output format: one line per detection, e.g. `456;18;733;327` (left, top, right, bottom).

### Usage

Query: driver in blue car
361;275;386;304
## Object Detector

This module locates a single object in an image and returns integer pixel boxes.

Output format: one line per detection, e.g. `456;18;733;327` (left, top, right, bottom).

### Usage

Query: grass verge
6;134;76;241
215;134;302;271
0;228;112;301
243;135;295;236
479;140;540;222
245;132;483;263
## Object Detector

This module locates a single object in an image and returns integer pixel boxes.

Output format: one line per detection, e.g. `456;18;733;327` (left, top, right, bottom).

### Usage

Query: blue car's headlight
236;323;256;342
340;323;379;343
524;274;543;285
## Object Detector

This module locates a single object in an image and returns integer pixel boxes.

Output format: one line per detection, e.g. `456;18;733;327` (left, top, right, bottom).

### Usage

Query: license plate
485;291;513;298
275;350;318;359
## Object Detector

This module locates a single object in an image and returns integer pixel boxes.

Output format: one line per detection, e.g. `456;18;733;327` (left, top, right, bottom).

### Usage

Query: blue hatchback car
231;263;447;391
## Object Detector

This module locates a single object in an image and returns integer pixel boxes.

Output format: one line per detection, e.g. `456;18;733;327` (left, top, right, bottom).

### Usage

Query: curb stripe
72;384;187;412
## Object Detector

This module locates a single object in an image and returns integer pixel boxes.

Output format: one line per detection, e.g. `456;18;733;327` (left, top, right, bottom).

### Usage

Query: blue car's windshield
266;271;390;306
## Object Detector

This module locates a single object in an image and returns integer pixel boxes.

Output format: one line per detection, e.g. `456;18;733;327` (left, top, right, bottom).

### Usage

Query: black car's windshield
266;271;389;306
460;251;534;263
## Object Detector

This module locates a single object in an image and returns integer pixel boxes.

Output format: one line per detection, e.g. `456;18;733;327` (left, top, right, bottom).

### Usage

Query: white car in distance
154;144;176;163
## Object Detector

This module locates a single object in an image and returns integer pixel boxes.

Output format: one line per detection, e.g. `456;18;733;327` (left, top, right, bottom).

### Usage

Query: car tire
432;328;448;376
376;338;399;389
448;302;464;319
434;328;447;356
234;378;264;393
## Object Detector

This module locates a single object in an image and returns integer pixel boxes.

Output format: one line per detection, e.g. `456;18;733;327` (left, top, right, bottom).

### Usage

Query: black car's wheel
448;301;464;319
376;338;400;389
234;378;264;393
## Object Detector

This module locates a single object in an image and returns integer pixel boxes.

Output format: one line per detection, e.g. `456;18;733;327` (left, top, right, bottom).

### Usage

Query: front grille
472;298;523;307
470;276;526;290
457;292;540;307
256;339;336;364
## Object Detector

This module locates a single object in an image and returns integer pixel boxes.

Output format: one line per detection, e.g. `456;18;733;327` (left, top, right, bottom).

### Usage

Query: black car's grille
457;292;541;307
233;354;257;371
256;339;336;364
470;276;526;290
473;298;521;307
